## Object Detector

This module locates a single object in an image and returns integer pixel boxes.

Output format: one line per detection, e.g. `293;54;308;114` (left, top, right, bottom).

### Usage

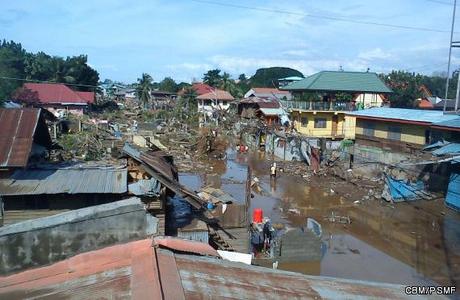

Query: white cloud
206;55;373;76
358;48;392;60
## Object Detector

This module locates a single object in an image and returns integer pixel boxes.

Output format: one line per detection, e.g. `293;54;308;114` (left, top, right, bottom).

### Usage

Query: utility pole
444;0;457;112
456;69;460;111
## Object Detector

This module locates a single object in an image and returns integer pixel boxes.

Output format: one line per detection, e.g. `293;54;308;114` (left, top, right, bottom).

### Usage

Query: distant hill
249;67;304;88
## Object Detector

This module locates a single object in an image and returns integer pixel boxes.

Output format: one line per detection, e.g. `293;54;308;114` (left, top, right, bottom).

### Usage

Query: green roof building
278;71;393;140
280;71;393;94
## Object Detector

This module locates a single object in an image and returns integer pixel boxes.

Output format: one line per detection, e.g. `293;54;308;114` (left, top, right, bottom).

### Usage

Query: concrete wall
0;197;158;275
356;119;428;145
292;111;346;138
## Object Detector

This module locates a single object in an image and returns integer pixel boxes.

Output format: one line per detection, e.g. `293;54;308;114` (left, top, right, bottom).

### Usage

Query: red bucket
253;208;263;223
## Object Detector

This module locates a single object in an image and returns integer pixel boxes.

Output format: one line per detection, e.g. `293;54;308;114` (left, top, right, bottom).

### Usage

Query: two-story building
196;89;234;120
280;71;392;139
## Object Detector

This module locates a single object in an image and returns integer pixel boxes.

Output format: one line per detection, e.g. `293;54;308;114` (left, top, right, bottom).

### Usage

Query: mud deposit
179;148;460;289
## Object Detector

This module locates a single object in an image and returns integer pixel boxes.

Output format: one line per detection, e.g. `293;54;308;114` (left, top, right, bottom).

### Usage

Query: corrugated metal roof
347;107;460;124
15;83;94;104
259;108;285;116
282;71;393;93
196;89;235;101
0;167;127;196
0;238;440;300
433;117;460;130
174;252;433;299
0;108;45;168
432;143;460;156
154;236;219;257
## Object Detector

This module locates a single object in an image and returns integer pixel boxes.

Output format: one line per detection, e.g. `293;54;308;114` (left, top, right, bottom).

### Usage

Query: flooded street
179;148;460;288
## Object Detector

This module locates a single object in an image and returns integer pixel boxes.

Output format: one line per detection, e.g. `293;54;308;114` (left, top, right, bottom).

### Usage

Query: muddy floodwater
179;148;460;289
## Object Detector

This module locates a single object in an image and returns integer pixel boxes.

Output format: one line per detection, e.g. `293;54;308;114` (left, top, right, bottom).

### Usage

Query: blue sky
1;0;459;83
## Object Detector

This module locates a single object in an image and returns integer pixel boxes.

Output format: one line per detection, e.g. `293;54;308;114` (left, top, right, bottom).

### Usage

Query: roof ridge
307;72;323;89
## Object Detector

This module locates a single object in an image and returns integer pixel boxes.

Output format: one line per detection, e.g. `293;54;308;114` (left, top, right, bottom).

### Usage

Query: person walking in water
270;162;277;178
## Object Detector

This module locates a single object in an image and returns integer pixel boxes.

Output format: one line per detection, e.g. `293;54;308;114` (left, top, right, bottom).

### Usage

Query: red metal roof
196;89;234;101
0;237;419;299
154;236;219;257
240;96;280;108
252;87;290;94
418;98;434;109
192;83;214;95
0;108;47;168
14;83;94;105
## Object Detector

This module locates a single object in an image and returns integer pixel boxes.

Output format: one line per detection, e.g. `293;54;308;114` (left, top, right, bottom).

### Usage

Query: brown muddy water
179;148;460;289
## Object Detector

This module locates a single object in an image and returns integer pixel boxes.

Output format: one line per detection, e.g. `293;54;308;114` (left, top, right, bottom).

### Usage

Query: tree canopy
158;77;178;93
249;67;304;88
136;73;154;109
381;70;458;108
203;69;223;87
0;39;99;105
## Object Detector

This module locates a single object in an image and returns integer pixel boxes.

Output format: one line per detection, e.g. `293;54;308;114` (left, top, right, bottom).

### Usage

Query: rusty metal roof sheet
153;236;219;257
0;167;127;195
0;108;45;168
0;237;444;300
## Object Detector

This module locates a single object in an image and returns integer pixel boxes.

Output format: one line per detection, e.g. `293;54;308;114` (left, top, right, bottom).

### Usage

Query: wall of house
0;197;158;275
354;93;385;108
343;115;356;139
198;100;231;112
292;111;346;138
431;129;460;143
355;119;428;146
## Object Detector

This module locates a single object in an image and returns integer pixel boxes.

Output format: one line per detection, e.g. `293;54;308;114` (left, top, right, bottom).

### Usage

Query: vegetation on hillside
0;40;99;104
249;67;304;88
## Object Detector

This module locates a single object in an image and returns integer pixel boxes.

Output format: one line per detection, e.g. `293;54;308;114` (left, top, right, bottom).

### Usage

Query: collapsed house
0;108;53;174
238;97;286;126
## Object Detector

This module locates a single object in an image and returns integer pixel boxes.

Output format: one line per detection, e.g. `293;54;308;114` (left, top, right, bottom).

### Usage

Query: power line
425;0;455;5
189;0;454;33
405;62;448;72
0;76;99;89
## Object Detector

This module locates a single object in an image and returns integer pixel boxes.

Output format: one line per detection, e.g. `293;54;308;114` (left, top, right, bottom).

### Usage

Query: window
388;126;402;141
363;122;375;137
314;118;327;128
301;117;308;127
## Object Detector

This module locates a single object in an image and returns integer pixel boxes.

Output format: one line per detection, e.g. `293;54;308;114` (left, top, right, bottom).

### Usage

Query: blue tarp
167;195;192;229
385;175;425;202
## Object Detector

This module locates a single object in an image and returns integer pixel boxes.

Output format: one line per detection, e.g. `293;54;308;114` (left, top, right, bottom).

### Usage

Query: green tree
136;73;154;109
203;69;222;87
381;71;423;108
158;77;178;93
218;72;243;98
250;67;304;88
63;55;99;91
182;86;197;111
0;40;26;103
237;73;250;95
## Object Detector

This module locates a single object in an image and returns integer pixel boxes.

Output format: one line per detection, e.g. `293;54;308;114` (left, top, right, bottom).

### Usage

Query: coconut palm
136;73;154;109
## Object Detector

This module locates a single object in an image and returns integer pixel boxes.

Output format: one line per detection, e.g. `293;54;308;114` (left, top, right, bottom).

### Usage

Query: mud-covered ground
178;146;460;289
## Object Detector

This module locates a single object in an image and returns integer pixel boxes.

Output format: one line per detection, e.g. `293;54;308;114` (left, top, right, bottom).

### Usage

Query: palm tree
136;73;154;109
219;72;243;98
203;69;222;87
